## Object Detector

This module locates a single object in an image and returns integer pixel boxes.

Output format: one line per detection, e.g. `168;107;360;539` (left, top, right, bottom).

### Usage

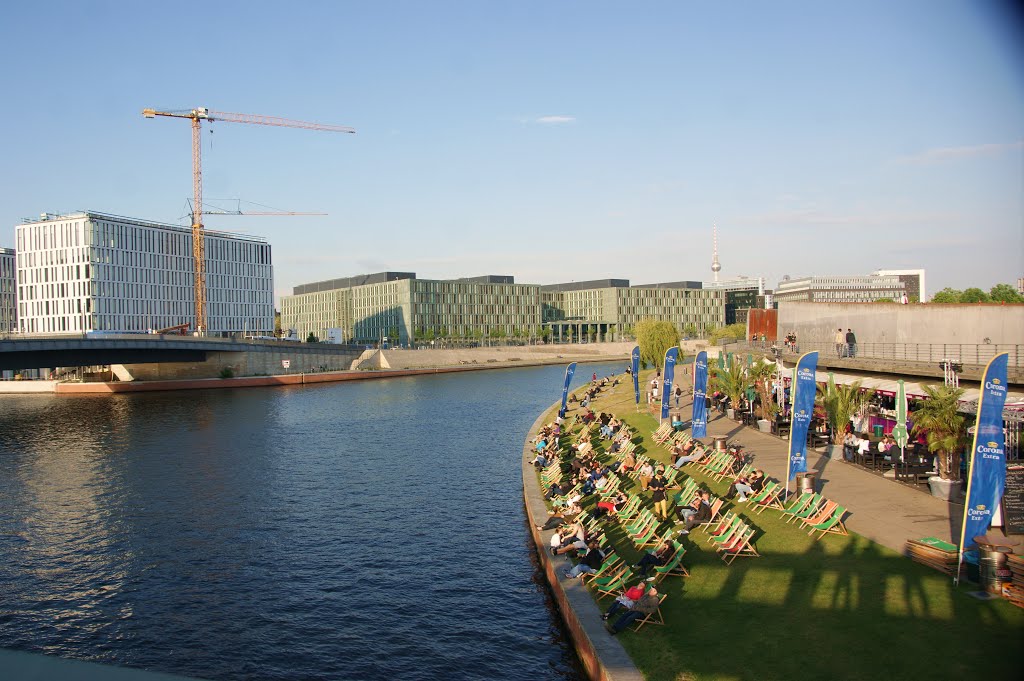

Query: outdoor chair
632;593;669;632
719;527;760;565
806;505;849;540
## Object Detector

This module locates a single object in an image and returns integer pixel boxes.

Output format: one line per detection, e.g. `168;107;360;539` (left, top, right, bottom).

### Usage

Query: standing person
834;328;846;357
637;460;654;492
674;385;683;408
846;328;857;358
592;371;598;383
649;468;669;520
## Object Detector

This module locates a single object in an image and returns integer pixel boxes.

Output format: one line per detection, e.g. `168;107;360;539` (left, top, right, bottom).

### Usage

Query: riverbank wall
520;409;643;681
0;344;630;394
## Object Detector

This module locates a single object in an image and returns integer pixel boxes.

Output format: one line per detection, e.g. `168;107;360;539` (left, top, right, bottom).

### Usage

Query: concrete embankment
1;344;630;394
520;409;643;681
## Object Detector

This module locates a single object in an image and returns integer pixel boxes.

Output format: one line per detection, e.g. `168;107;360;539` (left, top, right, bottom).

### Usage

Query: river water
0;361;625;680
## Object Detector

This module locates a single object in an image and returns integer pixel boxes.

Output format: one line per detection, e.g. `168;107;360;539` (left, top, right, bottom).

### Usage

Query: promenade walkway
694;402;965;551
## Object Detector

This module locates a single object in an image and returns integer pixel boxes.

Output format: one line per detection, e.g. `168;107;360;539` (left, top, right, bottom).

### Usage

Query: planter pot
757;419;772;433
927;476;963;501
726;408;736;420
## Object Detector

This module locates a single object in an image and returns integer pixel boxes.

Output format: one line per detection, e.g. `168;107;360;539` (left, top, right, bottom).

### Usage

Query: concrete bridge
0;334;365;377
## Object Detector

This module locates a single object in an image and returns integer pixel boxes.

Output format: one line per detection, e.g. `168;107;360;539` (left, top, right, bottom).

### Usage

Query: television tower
711;224;722;283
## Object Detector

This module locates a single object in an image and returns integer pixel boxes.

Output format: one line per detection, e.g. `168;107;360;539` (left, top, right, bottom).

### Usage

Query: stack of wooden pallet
906;537;959;575
1002;553;1024;608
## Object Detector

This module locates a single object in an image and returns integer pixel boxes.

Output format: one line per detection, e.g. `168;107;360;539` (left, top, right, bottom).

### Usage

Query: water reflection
0;362;622;679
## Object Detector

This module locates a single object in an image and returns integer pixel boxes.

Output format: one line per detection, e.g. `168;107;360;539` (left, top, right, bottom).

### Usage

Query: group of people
834;327;858;358
782;331;798;352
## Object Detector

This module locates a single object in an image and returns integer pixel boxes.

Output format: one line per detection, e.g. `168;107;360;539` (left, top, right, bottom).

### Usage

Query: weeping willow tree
816;374;873;444
636;319;679;369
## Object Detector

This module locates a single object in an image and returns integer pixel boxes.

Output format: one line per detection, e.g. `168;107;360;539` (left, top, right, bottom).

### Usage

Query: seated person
857;434;872;461
843;431;858;461
730;470;764;502
678;492;712;534
563;540;606;579
596;491;629;517
671;440;702;468
612;448;636;474
601;582;646;621
634;539;673;578
606;587;660;634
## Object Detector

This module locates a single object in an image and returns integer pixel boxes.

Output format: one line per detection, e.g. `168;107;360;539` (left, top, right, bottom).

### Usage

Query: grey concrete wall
778;302;1024;345
376;342;635;369
124;347;363;380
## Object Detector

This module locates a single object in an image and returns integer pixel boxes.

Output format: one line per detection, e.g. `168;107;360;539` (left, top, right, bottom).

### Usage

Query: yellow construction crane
142;107;354;334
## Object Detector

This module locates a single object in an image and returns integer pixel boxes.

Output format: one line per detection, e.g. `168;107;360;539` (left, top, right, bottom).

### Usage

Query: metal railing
731;341;1022;368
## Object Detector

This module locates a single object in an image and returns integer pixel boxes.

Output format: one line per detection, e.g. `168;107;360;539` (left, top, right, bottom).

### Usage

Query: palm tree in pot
749;360;780;428
816;374;873;456
712;355;749;420
910;384;967;499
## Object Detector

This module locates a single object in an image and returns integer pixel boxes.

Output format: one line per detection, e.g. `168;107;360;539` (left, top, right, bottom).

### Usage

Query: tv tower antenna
711;224;722;283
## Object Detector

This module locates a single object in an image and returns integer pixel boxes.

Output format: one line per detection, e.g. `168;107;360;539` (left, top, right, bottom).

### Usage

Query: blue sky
1;1;1020;304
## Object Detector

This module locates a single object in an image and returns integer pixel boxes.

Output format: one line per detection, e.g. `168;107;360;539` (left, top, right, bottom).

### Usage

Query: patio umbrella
891;379;909;461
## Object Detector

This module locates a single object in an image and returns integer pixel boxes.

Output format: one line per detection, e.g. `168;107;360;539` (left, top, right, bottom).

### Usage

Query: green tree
816;375;873;445
636;318;679;369
872;298;895;303
989;283;1024;303
539;326;551;343
911;385;967;481
931;288;962;303
306;332;319;343
749;360;781;420
711;355;749;413
961;287;989;303
682;323;699;339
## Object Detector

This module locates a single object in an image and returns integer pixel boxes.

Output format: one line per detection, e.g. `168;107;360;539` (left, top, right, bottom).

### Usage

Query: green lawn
543;371;1024;681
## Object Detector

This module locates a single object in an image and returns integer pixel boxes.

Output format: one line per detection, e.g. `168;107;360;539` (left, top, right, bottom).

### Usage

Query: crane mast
142;107;354;334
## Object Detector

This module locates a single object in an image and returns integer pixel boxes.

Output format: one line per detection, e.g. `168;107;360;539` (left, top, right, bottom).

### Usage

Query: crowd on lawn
531;371;853;638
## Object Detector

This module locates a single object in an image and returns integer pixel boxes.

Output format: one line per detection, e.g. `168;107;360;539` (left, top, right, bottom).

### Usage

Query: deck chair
649;542;689;582
632;593;668;631
751;481;785;514
695;498;725;531
798;500;838;530
783;493;823;524
719;527;760;565
581;551;624;584
595;567;635;597
706;515;744;547
652;423;673;443
807;505;849;540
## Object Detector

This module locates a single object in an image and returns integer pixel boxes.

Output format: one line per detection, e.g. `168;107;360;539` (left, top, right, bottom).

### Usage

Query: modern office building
872;268;927;302
773;274;906;304
282;273;542;345
0;247;16;333
281;274;727;345
704;276;766;324
14;211;274;335
540;279;725;341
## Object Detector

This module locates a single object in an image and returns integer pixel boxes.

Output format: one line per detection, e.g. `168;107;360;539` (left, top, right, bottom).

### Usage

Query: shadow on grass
547;380;1024;681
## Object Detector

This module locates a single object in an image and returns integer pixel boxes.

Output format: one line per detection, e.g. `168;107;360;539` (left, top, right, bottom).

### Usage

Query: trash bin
713;436;727;451
796;471;817;494
974;540;1013;594
872;424;884;438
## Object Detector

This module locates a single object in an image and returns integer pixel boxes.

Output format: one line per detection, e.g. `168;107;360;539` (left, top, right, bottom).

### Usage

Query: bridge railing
729;340;1022;368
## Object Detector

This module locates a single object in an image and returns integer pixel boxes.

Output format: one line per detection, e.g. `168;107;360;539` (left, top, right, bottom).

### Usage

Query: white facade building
15;212;274;336
0;247;15;333
872;268;927;302
774;274;905;304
